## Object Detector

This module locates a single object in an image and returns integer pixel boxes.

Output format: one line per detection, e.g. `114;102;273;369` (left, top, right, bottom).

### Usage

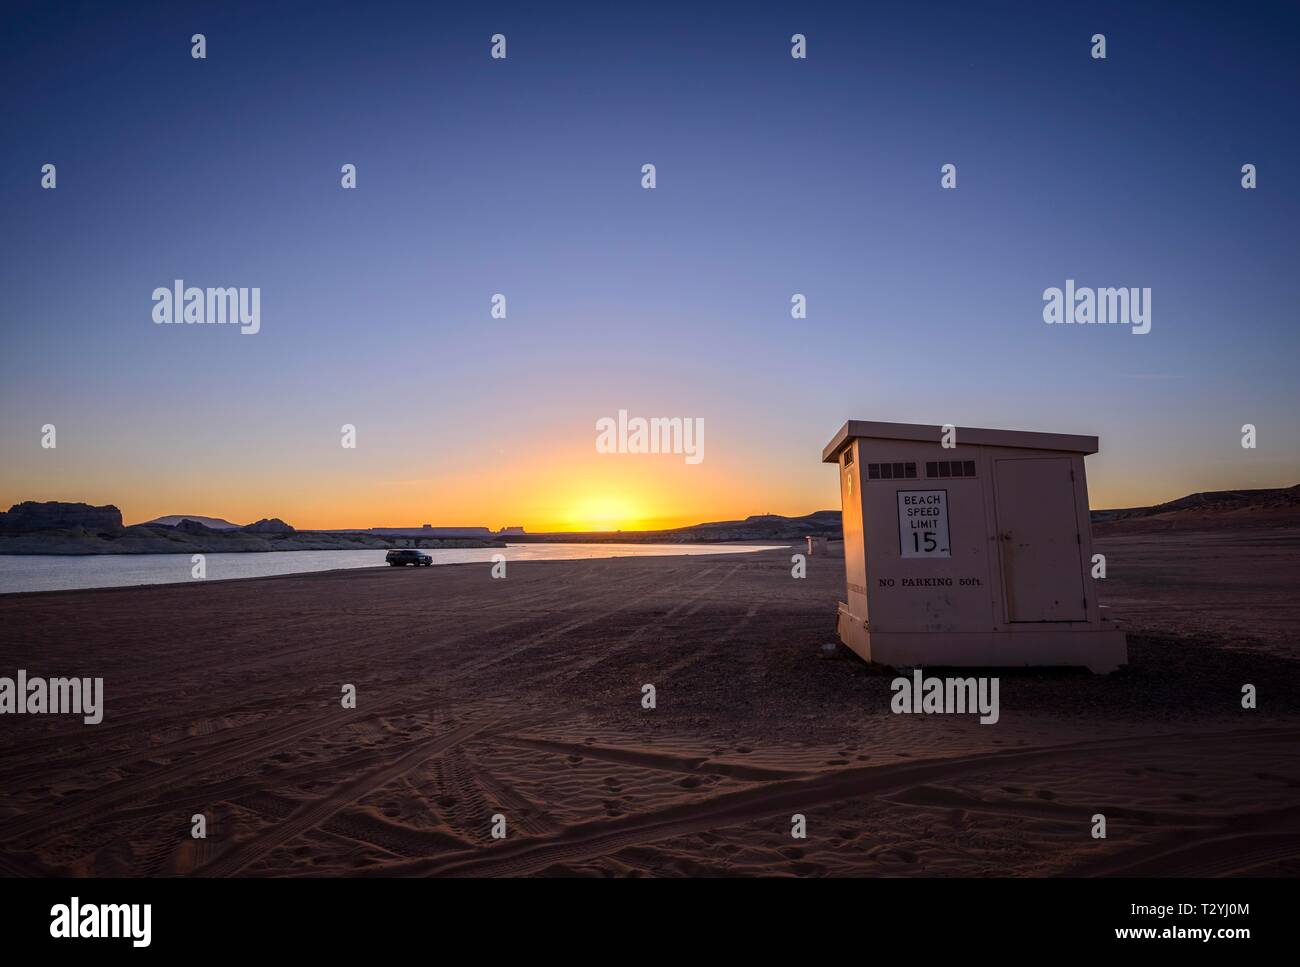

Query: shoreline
0;546;785;598
0;533;507;556
0;534;810;556
0;542;792;596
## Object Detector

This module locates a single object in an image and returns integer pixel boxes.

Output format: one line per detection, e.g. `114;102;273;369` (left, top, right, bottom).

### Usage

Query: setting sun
563;494;651;532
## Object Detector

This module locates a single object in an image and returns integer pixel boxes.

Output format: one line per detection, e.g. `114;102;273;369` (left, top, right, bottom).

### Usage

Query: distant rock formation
243;518;295;534
0;501;123;532
648;510;843;543
1092;484;1300;532
144;514;241;530
369;526;495;538
515;510;844;544
0;501;501;554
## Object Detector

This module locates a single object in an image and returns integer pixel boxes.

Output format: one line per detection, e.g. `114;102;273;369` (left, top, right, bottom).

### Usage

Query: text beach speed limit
898;490;951;558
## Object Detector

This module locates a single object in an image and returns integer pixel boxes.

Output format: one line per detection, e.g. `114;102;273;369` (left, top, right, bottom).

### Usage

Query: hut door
993;458;1086;622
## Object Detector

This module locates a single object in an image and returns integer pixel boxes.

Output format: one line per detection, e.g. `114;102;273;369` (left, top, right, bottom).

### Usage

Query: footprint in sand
677;776;702;789
735;746;752;754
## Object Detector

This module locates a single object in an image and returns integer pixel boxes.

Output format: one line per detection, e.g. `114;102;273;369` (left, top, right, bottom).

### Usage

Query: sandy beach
1;528;1298;878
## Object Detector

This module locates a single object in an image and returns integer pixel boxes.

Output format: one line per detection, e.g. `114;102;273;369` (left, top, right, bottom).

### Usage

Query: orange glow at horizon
0;438;835;533
558;493;654;532
3;425;1293;534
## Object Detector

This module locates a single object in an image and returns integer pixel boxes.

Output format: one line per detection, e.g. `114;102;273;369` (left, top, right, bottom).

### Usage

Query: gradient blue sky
2;0;1297;529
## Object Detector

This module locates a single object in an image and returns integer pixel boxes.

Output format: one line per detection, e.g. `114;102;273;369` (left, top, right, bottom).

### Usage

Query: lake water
0;543;787;594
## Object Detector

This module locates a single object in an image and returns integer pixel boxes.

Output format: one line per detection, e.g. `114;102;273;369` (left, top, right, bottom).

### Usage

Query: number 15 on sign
898;490;951;558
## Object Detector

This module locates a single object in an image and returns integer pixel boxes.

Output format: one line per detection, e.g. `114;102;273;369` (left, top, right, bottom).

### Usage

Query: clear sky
2;0;1297;530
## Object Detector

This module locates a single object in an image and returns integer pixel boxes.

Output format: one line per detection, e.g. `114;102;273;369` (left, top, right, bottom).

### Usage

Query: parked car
386;548;433;567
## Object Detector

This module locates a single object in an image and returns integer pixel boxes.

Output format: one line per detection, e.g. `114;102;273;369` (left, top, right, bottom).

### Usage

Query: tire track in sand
387;728;1300;877
193;562;720;868
192;563;731;869
0;706;365;843
0;564;675;841
200;710;551;876
0;557;701;857
0;566;612;772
